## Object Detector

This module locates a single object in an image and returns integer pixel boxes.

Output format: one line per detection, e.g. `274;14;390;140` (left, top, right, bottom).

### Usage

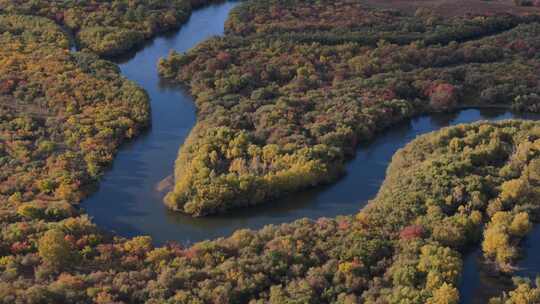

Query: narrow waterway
80;2;540;302
82;2;240;243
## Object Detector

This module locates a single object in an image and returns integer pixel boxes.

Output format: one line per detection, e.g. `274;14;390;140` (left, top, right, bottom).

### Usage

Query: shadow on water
79;1;540;300
460;224;540;303
457;111;540;303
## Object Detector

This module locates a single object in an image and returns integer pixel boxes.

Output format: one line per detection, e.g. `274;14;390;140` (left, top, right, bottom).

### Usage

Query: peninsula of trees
2;119;539;303
160;0;540;216
0;0;215;56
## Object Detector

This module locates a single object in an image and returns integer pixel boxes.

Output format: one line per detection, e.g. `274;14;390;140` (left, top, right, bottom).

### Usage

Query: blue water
460;225;540;303
79;3;540;302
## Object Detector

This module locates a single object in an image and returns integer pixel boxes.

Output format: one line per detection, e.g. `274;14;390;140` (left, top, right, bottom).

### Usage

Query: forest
2;119;539;303
0;0;540;303
0;13;150;208
0;0;215;56
160;0;540;216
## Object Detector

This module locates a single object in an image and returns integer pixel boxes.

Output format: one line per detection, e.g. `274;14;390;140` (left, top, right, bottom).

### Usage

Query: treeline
1;121;538;303
225;1;531;46
0;0;223;56
159;0;540;216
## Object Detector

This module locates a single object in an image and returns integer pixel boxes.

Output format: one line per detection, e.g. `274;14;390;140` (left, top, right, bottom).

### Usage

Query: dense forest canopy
2;119;539;303
0;0;206;56
160;0;540;216
0;14;150;219
0;0;540;303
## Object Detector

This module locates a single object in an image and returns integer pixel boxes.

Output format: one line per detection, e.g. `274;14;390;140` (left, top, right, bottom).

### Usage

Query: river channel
80;2;540;302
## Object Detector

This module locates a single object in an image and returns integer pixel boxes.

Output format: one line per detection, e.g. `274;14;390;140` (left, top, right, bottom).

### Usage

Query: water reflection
460;225;540;303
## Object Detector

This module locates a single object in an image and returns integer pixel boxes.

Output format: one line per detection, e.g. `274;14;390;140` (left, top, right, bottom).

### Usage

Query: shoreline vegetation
0;14;151;213
0;0;228;217
0;0;540;303
160;0;540;217
0;0;226;57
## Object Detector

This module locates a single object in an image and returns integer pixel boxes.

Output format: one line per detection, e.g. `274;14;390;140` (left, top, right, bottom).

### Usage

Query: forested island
1;0;540;303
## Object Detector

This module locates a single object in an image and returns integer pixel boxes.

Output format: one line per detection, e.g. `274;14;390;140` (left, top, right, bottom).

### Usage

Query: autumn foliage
0;1;540;303
427;83;459;111
0;0;223;56
0;15;150;210
159;0;540;216
400;225;425;240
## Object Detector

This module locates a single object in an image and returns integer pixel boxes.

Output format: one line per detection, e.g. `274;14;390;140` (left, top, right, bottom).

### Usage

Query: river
80;1;540;302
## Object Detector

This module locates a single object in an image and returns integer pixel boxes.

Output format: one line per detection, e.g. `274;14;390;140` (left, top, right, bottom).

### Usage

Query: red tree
427;83;458;110
399;225;425;240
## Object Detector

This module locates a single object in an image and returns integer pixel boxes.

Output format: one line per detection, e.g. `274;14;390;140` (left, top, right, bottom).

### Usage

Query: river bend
79;2;540;302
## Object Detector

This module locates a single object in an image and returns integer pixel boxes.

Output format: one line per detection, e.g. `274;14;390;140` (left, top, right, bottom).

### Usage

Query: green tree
38;229;74;271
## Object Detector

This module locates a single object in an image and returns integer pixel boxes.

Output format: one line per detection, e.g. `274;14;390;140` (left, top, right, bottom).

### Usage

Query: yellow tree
427;283;460;304
38;229;73;270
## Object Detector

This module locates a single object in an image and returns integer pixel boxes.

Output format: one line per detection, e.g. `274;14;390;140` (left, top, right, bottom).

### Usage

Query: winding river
80;1;540;302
